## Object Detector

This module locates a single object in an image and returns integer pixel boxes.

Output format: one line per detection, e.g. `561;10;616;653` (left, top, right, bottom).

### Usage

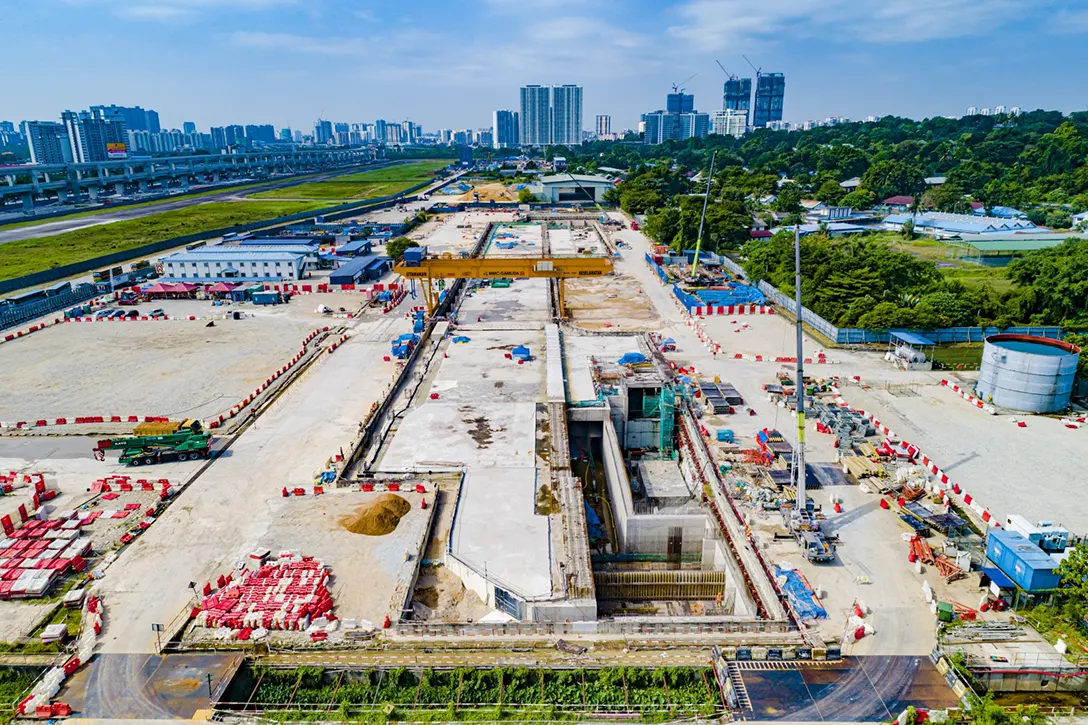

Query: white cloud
668;0;1038;50
69;0;300;21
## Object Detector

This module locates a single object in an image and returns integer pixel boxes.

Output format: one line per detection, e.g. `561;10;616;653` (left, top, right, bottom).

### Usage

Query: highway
0;162;400;246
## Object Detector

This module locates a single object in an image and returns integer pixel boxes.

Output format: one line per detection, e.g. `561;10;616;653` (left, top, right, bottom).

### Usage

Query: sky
3;0;1088;134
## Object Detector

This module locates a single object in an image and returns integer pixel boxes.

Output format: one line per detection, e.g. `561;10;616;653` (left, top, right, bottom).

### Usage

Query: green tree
517;187;535;204
643;207;681;247
1056;543;1088;611
814;179;846;205
386;237;419;261
922;182;972;213
860;159;925;200
840;189;876;209
1045;210;1072;228
900;219;915;240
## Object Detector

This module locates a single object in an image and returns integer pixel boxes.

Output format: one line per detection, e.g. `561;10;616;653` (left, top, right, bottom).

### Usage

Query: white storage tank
975;334;1080;413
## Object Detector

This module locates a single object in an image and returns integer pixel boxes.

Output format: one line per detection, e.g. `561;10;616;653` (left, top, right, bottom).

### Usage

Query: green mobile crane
93;429;212;466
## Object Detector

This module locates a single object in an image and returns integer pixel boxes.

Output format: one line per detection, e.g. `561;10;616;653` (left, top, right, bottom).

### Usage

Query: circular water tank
975;334;1081;413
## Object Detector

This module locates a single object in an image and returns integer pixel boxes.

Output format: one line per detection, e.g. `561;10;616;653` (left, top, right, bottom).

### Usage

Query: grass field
930;344;983;370
249;160;448;201
0;200;325;282
939;265;1014;293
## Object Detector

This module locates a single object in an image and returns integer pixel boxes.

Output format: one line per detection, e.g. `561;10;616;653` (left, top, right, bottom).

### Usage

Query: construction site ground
453;182;518;203
565;274;660;332
85;296;417;654
0;299;328;423
402;210;514;254
605;215;977;658
842;381;1088;534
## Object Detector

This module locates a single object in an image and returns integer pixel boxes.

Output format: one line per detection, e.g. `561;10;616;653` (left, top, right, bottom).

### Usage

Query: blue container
985;529;1062;592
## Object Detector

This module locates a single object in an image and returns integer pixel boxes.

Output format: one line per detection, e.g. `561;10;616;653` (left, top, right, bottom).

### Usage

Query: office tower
666;92;694;114
0;121;15;135
474;129;493;147
385;124;403;145
145;109;160;134
26;121;73;164
210;127;227;149
710;110;747;138
752;72;785;128
183;121;197;135
492;109;519;149
293;129;304;143
279;127;292;141
596;115;611;137
551;85;583;146
373;119;388;145
519;85;552;147
400;120;419;145
334;122;350;145
722;77;752;127
314;120;333;144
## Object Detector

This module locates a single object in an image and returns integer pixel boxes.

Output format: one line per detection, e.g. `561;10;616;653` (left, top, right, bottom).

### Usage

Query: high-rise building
90;105;159;134
314;120;333;145
474;129;493;147
279;127;292;142
752;72;785;128
709;110;747;138
26;121;73;164
641;89;710;145
373;120;388;145
666;93;694;115
492;110;519;149
224;125;246;146
519;85;552;147
0;121;16;135
61;109;126;162
334;122;351;146
551;85;583;146
596;115;611;137
293;129;304;143
210;127;227;149
722;77;752;127
183;121;197;135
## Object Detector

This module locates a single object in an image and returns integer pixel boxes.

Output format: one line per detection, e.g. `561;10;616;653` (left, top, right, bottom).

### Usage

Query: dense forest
567;111;1088;331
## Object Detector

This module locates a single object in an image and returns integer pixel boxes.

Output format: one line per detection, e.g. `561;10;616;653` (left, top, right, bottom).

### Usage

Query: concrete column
56;190;69;204
88;186;99;202
115;182;125;196
138;180;148;193
212;171;220;182
180;176;190;190
22;192;33;210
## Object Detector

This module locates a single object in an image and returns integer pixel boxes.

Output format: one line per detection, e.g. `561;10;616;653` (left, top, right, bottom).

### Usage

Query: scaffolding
641;384;677;457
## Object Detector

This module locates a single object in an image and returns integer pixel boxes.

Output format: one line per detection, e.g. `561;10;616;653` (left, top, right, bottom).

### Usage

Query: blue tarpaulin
452;336;471;344
584;503;604;541
775;566;828;620
512;345;531;360
617;352;647;365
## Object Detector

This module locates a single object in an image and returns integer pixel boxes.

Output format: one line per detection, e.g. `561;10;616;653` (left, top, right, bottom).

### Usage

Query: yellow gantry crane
394;254;614;315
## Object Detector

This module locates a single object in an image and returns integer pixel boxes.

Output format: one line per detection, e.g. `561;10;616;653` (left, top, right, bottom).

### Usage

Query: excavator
93;418;211;466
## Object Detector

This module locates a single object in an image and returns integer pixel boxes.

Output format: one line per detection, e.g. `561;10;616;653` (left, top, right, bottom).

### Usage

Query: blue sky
3;0;1087;133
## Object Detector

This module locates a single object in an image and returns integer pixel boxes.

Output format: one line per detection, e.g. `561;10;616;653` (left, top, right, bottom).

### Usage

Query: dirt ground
0;306;318;423
455;183;516;203
410;564;492;622
564;275;661;331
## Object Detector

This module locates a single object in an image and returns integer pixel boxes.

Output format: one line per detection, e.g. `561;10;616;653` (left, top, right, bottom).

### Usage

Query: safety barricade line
939;379;997;415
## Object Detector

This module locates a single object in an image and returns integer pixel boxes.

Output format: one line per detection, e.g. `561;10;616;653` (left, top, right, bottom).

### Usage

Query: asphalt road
0;162;396;246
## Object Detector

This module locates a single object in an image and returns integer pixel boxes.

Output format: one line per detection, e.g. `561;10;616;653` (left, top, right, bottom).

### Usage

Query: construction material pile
0;513;91;600
195;555;333;632
341;493;411;536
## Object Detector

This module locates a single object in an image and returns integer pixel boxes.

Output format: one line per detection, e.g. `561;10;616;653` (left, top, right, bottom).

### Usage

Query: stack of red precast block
194;555;333;631
0;514;91;600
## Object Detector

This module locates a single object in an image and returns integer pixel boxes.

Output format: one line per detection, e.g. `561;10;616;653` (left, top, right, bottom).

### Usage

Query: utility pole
691;152;716;277
792;224;806;511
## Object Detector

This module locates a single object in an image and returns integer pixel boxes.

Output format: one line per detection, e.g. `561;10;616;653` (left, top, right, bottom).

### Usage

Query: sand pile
340;494;411;536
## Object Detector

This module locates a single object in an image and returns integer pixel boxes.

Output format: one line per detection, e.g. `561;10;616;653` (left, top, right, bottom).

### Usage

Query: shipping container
985;529;1062;592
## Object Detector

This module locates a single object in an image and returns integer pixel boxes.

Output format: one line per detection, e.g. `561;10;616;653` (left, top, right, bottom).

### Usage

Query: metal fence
757;279;1063;345
0;283;98;331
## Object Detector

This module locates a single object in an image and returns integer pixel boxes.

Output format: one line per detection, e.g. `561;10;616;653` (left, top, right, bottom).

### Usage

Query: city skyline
3;1;1087;130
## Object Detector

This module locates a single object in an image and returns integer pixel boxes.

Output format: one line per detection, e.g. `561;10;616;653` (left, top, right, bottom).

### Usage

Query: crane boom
395;255;614;314
715;60;734;79
742;54;760;75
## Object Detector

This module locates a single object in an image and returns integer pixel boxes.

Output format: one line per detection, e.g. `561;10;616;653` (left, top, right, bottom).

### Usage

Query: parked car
94;308;116;319
108;310;127;319
148;309;166;318
124;310;140;318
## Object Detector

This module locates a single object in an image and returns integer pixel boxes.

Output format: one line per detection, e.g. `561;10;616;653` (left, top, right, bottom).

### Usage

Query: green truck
93;430;212;466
